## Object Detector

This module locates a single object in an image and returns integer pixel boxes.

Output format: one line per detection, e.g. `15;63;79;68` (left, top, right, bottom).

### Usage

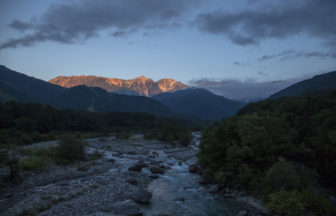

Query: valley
1;1;336;215
0;133;262;216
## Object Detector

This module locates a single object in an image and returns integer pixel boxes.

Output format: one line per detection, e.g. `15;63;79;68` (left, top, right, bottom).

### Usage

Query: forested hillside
0;102;200;146
199;90;336;215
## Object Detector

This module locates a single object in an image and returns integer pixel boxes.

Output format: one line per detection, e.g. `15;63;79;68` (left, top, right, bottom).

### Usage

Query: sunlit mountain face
49;75;188;96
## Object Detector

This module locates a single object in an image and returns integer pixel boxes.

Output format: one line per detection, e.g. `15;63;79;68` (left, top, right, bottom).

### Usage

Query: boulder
106;158;115;163
207;184;219;193
237;209;248;216
127;190;153;204
150;160;161;165
175;197;185;202
149;174;159;179
149;166;164;174
138;161;148;167
0;165;10;181
159;164;171;170
77;163;90;171
127;178;138;185
188;164;199;173
101;199;142;216
128;163;144;172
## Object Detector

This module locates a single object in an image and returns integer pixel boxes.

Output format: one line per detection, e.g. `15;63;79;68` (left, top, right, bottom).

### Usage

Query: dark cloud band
190;78;298;101
0;0;197;49
195;0;336;46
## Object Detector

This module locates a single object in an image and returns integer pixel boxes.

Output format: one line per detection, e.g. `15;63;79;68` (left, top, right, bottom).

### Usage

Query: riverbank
0;134;265;216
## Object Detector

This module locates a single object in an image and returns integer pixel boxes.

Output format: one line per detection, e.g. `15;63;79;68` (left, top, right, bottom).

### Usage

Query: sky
0;0;335;100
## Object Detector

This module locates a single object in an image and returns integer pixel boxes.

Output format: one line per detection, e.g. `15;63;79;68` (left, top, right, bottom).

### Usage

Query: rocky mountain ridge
49;75;188;96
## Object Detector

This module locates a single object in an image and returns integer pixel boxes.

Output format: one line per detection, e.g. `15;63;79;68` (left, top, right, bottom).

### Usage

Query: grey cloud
9;20;33;31
195;0;336;46
190;78;297;101
233;61;248;66
259;50;336;61
1;0;197;49
258;71;268;76
258;50;296;61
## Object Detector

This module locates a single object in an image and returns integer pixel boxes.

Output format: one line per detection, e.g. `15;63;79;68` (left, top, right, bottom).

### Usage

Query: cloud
233;61;248;66
258;50;336;61
8;19;33;32
195;0;336;46
190;78;298;101
0;0;197;49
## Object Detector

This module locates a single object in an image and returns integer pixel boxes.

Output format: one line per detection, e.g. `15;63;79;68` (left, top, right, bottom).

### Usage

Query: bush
267;190;333;216
266;158;300;191
177;130;192;146
18;156;49;172
116;131;131;139
56;135;85;164
267;190;306;216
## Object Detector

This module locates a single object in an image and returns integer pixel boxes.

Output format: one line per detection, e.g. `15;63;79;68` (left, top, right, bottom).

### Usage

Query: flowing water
97;133;259;216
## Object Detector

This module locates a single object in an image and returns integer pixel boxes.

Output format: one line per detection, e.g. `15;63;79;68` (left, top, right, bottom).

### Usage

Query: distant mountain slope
152;88;243;120
49;75;188;96
53;85;176;116
0;65;65;103
0;66;178;117
270;71;336;98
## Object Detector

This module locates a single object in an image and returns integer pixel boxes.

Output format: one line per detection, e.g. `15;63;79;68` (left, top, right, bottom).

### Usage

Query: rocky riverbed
0;133;266;216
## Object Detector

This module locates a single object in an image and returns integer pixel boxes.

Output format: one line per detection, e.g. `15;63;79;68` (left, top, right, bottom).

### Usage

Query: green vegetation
18;156;49;172
116;131;131;139
144;123;192;146
0;101;201;184
267;190;333;216
199;90;336;216
55;135;86;164
0;101;200;147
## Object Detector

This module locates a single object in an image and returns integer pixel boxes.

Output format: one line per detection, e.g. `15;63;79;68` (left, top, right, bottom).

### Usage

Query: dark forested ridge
199;89;336;215
0;65;65;104
52;85;177;116
270;71;336;98
152;88;244;120
0;101;203;146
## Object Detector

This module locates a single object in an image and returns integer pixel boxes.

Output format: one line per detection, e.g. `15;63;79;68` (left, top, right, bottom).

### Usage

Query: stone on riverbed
127;178;138;185
128;163;145;172
149;174;159;179
101;199;143;216
150;160;161;165
159;164;171;170
175;197;185;202
188;164;199;173
127;190;153;204
237;209;248;216
207;184;220;193
149;166;165;174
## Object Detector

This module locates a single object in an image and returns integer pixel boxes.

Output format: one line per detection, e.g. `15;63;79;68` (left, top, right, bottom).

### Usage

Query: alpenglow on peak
49;75;188;96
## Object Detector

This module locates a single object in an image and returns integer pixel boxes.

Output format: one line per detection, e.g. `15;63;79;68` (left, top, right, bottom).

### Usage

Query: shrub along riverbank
199;90;336;216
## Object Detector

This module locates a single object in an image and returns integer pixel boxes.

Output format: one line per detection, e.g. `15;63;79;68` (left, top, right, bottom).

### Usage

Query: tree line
199;90;336;215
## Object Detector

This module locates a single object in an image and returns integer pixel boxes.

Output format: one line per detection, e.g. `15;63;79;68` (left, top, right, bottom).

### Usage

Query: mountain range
49;75;188;96
153;88;243;120
0;65;243;120
1;65;336;120
270;71;336;98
